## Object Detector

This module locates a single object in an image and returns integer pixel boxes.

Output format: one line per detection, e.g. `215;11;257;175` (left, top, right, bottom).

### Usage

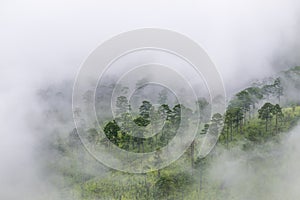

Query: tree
154;173;193;199
196;98;210;123
261;78;283;103
236;90;253;123
87;128;99;145
154;175;175;199
190;139;195;168
139;101;152;119
174;172;193;197
158;89;168;105
116;112;135;150
133;116;145;152
149;106;161;146
246;124;263;143
201;124;210;135
272;104;283;134
273;78;283;104
261;84;274;100
245;86;263;117
133;116;150;127
154;147;163;178
224;109;234;148
227;106;244;134
133;116;148;153
158;104;172;121
68;128;81;149
246;86;263;101
115;96;130;116
117;130;131;151
103;120;120;146
130;101;153;152
258;103;274;133
210;113;224;138
171;104;182;128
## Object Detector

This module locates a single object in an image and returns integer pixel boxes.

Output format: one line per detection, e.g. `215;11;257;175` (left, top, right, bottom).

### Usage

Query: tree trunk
230;124;233;141
240;119;243;134
275;115;278;134
191;140;195;168
226;126;229;149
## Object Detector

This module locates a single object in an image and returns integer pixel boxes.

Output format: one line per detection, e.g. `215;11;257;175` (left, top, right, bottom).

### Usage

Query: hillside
42;66;300;200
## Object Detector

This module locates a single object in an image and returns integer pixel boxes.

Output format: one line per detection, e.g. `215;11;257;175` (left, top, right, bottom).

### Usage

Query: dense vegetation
43;66;300;200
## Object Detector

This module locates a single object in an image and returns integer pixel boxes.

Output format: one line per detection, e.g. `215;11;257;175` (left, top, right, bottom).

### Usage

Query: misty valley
3;1;300;200
37;66;300;200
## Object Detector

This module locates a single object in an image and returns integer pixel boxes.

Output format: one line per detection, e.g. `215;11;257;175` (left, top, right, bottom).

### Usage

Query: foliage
47;66;300;200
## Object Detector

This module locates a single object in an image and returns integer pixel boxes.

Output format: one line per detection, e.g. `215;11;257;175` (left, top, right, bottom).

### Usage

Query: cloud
0;0;299;199
208;125;300;200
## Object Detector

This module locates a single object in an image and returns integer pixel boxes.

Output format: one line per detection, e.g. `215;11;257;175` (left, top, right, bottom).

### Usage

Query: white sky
1;0;299;92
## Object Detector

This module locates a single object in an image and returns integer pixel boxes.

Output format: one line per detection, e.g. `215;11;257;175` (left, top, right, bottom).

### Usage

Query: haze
0;0;300;199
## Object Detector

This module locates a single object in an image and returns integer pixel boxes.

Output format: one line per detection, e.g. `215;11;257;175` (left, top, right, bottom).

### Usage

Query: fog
209;126;300;200
0;0;300;199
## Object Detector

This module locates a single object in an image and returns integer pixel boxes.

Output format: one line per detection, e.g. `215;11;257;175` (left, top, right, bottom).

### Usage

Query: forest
40;66;300;200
